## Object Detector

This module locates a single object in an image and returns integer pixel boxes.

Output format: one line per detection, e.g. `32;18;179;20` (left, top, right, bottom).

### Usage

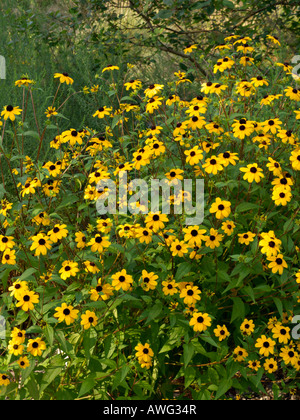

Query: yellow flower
81;311;98;330
189;312;211;333
27;337;46;357
54;72;74;85
214;325;230;341
15;290;39;312
54;303;79;325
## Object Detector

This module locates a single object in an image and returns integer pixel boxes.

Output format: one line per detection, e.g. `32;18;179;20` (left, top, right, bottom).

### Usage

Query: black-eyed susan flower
48;224;68;243
30;233;52;256
201;81;215;95
102;64;119;73
232;118;254;139
263;118;282;134
248;360;261;372
8;340;24;356
189;312;211;333
180;285;201;306
236;80;255;97
183;226;206;247
202;155;224;175
10;327;26;345
0;374;10;386
135;227;153;244
187;115;206;130
259;231;281;257
184;44;197;54
80;310;98;330
144;83;164;98
140;270;158;291
15;76;34;87
75;232;87;249
209;197;231;220
45;106;58;118
276;62;293;72
1;105;22;121
186;104;207;118
219;151;239;167
166;94;180;106
54;303;79;325
214;325;230;341
32;211;51;227
238;232;256;245
17;356;30;369
124;79;142;91
84;261;100;274
267;254;288;275
162;278;178;296
221;221;236;236
27;337;46;357
145;212;168;232
205;228;223;249
88;234;111;253
290;149;300;170
240;56;254;67
251;75;269;87
240;163;264;183
170;239;189;257
272;324;291;344
184;146;203;166
93;106;112;119
266;35;281;45
146;96;163;114
134;343;154;364
0;235;15;252
15;290;39;312
2;249;16;265
279;346;299;365
59;260;79;280
54;72;74;84
0;200;12;217
233;346;248;362
272;186;292;206
240;319;255;336
89;279;114;301
255;335;276;357
285;86;300;101
111;269;133;292
264;358;278;374
8;280;28;299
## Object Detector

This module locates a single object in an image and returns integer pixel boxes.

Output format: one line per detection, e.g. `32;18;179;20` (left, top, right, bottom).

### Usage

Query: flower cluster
0;34;299;400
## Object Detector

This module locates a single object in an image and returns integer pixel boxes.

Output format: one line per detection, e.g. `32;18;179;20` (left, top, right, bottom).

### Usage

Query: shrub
0;34;300;400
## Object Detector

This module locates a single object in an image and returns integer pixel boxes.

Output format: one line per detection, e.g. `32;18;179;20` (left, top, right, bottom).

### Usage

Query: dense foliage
0;32;300;400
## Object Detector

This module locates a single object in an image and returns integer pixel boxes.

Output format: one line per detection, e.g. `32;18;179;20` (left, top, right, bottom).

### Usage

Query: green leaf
230;297;245;323
184;366;196;389
19;130;40;140
145;301;163;324
44;324;54;347
112;365;130;391
273;297;283;318
223;0;235;8
26;375;40;400
183;342;194;368
235;202;259;213
40;356;64;393
18;267;37;281
215;378;232;399
175;262;193;280
155;9;174;19
78;376;96;398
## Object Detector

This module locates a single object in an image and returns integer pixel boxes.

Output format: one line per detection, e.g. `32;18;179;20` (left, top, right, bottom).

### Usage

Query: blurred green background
0;0;299;160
